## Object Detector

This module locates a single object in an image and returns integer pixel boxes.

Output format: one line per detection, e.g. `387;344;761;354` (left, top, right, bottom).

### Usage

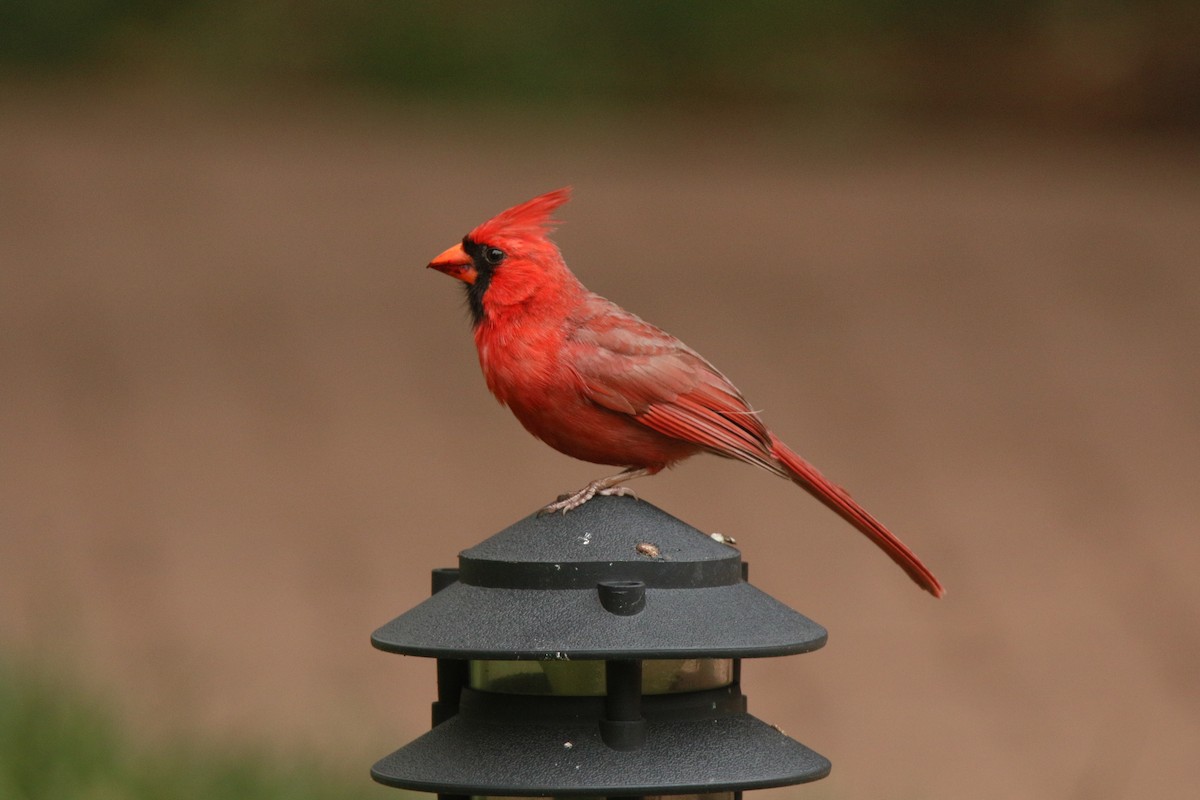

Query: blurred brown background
1;3;1198;799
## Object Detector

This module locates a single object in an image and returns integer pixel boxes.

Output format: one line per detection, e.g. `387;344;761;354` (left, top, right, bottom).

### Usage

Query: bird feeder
370;495;830;798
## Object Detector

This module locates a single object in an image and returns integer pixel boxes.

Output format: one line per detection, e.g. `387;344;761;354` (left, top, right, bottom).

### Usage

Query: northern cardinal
427;188;944;597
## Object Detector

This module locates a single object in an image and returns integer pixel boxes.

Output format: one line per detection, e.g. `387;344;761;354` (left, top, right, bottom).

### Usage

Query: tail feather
768;435;945;598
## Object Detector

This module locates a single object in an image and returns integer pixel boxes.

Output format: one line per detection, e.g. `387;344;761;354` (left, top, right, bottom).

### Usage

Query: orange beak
426;243;477;284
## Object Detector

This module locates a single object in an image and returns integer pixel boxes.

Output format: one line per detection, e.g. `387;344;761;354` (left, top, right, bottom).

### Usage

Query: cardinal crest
469;187;571;244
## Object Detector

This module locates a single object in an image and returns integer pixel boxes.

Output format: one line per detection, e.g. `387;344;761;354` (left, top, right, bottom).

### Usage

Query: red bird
427;188;944;597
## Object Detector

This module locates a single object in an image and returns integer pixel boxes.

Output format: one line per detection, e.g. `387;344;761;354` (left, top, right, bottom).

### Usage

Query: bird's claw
541;484;638;515
542;484;599;514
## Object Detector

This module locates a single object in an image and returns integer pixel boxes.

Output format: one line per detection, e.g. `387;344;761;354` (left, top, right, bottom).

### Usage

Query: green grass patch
0;660;400;800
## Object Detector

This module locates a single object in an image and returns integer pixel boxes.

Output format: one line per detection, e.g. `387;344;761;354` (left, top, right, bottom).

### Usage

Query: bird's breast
473;320;698;469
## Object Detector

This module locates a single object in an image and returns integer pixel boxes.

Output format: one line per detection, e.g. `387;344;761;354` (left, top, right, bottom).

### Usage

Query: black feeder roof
371;685;831;795
371;495;827;660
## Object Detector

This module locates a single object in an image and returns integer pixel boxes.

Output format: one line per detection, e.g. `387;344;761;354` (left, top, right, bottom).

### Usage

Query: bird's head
427;187;575;325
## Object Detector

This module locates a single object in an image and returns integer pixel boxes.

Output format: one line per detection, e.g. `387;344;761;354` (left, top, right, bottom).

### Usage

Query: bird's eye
483;247;506;265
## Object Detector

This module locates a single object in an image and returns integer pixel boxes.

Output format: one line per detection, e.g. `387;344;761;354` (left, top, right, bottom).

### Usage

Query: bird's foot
539;467;652;515
602;486;638;501
541;484;638;515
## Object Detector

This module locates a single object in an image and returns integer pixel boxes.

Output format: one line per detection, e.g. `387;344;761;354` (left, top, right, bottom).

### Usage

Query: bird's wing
566;297;782;473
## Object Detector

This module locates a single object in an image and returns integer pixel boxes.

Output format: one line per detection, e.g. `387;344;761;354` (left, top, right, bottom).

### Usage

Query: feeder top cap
457;495;740;590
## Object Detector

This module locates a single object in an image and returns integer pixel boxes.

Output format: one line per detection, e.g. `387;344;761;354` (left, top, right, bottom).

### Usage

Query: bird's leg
541;467;654;515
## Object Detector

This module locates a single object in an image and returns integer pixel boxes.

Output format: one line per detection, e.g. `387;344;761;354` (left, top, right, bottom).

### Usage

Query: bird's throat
464;278;489;327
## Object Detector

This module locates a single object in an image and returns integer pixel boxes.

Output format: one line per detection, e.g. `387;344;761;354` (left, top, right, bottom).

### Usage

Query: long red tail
768;435;944;597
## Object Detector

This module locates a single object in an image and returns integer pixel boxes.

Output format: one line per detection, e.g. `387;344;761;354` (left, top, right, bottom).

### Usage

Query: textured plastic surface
371;686;831;795
458;496;742;589
371;496;827;659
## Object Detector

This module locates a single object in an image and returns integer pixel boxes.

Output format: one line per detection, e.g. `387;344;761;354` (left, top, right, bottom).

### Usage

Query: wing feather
566;295;782;473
